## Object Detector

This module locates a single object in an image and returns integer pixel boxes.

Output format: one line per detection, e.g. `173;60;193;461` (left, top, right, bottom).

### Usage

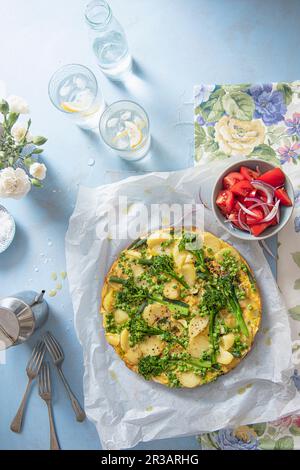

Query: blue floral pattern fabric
194;82;300;450
194;81;300;167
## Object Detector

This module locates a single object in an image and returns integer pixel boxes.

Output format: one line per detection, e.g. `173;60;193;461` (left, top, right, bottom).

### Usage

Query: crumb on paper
237;384;252;395
146;406;153;412
262;327;269;334
61;271;67;280
109;370;118;381
51;272;57;281
48;289;57;297
56;282;62;290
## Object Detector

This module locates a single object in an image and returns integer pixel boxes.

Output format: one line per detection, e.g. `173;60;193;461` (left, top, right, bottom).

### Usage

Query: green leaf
212;151;229;160
195;122;206;148
277;83;293;105
289;424;300;436
294;279;300;290
31;148;44;154
207;126;215;138
274;436;294;450
31;178;43;188
7;112;19;128
267;426;277;436
292;252;300;268
251;422;266;437
32;135;47;146
288;306;300;321
194;105;201;116
250;144;278;163
24;157;34;167
0;99;9;115
200;88;225;122
205;142;219;154
222;91;255;120
258;436;276;450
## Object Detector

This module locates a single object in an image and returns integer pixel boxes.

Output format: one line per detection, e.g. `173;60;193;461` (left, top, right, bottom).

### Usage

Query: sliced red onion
245;197;272;216
251;180;274;204
238;201;261;218
256;165;261;175
238;209;250;232
248;202;270;217
260;199;280;223
245;197;269;204
275;198;280;223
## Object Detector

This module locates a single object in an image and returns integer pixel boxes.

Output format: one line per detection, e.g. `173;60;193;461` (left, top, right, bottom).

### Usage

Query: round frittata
101;228;262;388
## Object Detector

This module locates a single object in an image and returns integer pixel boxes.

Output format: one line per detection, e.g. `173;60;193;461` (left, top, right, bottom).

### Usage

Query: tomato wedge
223;171;244;189
250;223;270;237
275;187;293;206
245;208;264;226
240;166;260;181
231;180;254;197
258;167;285;187
216;189;234;215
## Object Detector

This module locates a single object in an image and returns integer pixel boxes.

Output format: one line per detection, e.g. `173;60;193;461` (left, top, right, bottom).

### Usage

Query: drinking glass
99;100;151;161
48;64;105;129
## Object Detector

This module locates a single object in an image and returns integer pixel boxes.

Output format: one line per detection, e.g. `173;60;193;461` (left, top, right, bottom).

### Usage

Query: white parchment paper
65;159;300;450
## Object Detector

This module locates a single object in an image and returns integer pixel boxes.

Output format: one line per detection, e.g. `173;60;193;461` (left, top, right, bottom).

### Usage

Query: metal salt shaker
0;290;49;350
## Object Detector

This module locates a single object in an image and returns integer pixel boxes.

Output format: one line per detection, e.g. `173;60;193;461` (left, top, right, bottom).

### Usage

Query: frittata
101;228;261;388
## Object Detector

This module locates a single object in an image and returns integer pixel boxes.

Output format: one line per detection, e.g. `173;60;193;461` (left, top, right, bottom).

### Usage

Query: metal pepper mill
0;290;49;350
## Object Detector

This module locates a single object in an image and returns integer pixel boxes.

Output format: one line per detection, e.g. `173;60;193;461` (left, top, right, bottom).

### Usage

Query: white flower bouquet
0;95;47;199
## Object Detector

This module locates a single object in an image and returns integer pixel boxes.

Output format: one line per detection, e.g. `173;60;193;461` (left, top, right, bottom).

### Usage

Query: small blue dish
211;159;294;241
0;205;16;253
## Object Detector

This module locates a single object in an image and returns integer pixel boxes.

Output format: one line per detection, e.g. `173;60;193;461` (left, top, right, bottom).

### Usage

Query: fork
39;362;60;450
10;339;45;433
43;331;86;422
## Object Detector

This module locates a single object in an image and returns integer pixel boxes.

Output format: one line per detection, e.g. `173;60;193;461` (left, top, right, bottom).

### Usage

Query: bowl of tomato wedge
212;159;294;240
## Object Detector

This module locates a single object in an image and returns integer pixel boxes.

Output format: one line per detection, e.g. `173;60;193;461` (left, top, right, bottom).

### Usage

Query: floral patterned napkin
194;82;300;450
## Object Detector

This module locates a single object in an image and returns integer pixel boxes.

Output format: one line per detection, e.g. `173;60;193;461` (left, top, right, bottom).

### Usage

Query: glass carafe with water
85;0;132;80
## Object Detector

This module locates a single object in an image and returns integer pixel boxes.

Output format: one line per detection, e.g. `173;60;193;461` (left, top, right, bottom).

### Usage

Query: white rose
11;124;32;143
0;167;31;199
215;116;265;157
6;95;29;114
29;162;47;180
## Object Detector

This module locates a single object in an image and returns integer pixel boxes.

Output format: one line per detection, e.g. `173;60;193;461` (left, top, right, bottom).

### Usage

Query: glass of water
48;64;105;129
99;100;151;161
85;0;132;80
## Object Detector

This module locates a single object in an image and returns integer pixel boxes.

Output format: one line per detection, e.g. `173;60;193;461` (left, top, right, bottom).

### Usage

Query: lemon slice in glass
124;121;143;148
60;101;84;113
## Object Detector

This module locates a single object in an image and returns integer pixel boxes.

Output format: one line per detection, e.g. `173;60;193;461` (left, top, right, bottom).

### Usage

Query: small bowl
211;159;294;241
0;205;16;253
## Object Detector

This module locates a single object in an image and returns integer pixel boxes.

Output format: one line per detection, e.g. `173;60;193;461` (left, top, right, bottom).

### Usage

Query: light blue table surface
0;0;297;450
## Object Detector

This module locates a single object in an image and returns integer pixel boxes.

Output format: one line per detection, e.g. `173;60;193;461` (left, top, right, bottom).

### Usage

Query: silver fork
43;331;86;422
10;339;45;433
39;362;60;450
